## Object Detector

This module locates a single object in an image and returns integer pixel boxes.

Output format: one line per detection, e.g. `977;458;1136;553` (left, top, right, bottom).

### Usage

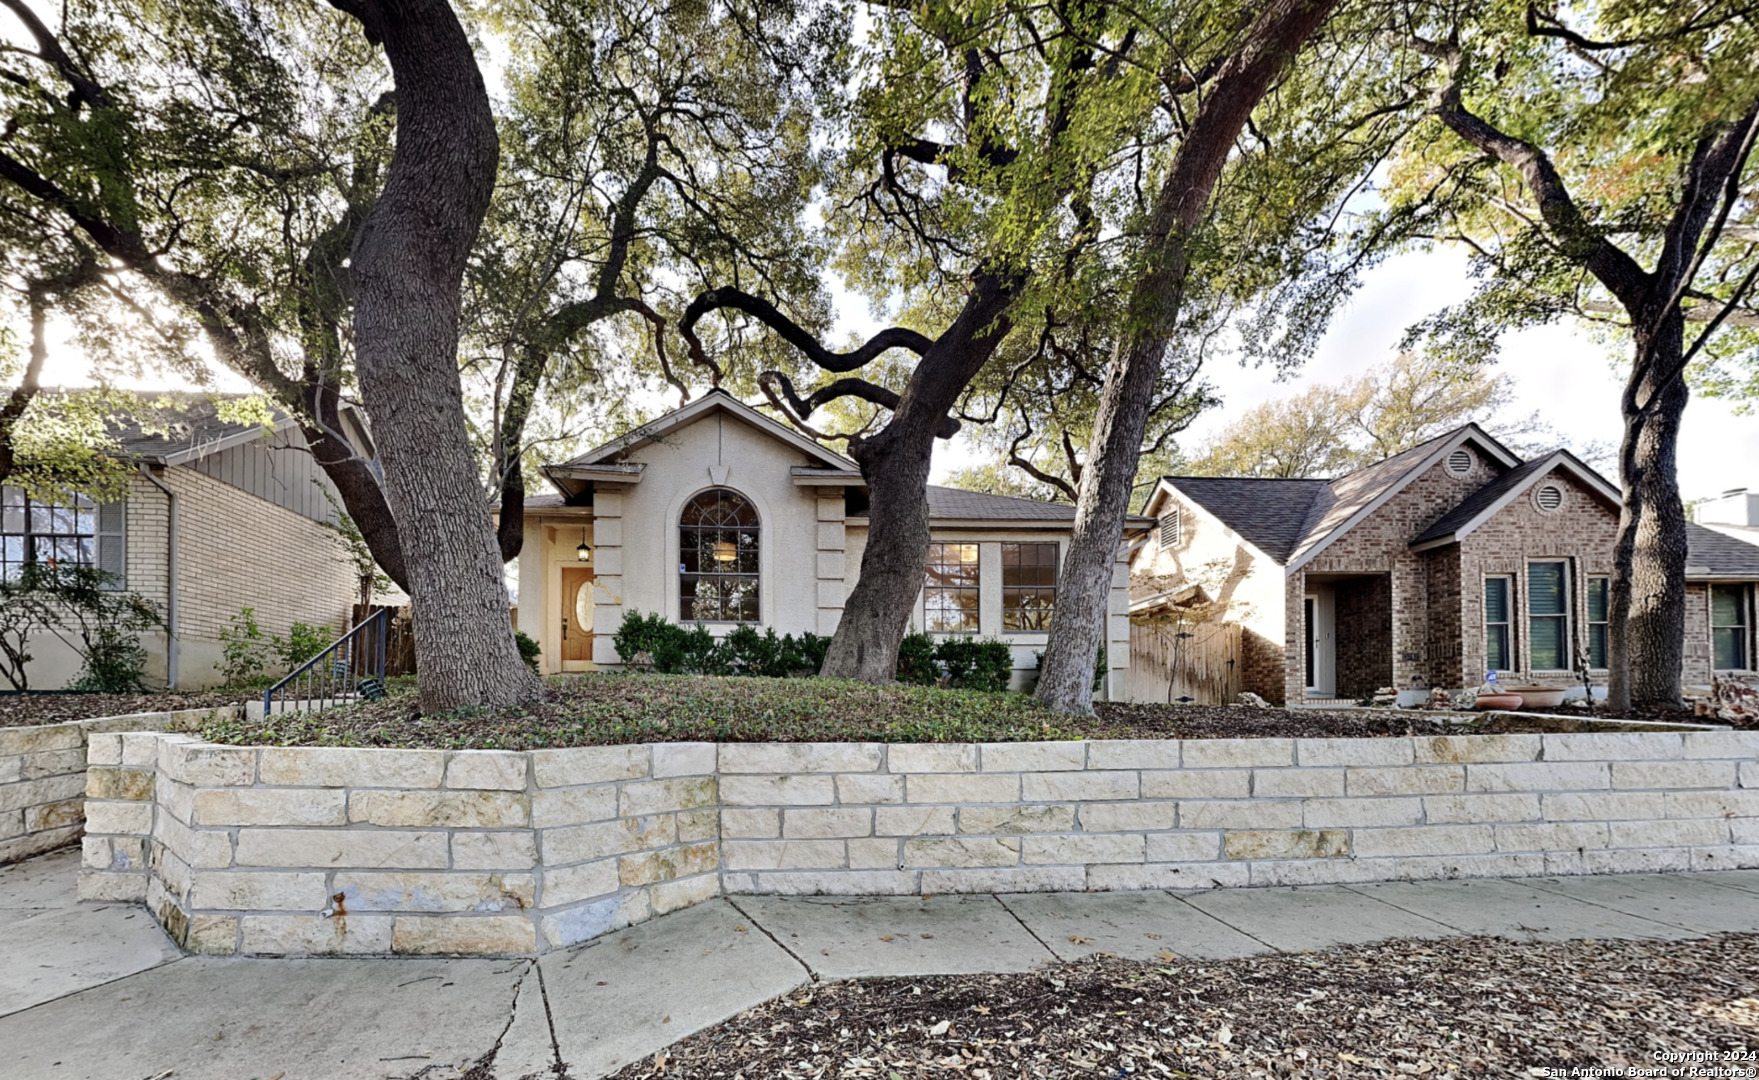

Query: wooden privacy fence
1125;618;1242;705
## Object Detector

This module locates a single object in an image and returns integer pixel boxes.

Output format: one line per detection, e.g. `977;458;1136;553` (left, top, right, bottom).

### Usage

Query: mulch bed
0;691;244;729
198;673;1482;751
611;934;1759;1079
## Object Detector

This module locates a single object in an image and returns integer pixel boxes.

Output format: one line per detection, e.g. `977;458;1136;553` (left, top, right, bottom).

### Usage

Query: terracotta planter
1474;693;1524;711
1506;686;1568;709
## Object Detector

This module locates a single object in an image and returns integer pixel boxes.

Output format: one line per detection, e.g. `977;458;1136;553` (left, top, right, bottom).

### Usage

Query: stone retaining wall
83;730;1759;957
0;708;224;865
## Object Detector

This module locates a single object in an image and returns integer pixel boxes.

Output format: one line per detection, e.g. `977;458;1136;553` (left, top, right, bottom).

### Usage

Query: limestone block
1386;852;1545;882
530;786;619;828
784;807;874;839
260;747;444;788
848;837;900;869
723;839;846;870
888;744;978;774
1611;761;1738;790
0;756;19;784
1247;858;1399;888
452;831;539;870
392;915;536;956
1609;818;1729;848
86;732;123;766
0;724;82;755
1745;762;1759;788
1139;770;1252;800
192;788;347;827
84;800;152;836
721;808;779;839
620;776;717;817
159;742;256;786
1301;797;1424;829
1732;819;1759;844
678;808;719;841
0;807;21;841
1345;766;1465;797
1540;791;1668;821
241;913;395;955
445;751;529;791
906;774;1019;804
154;773;195;824
541;890;650;948
873;805;954;836
530;745;648;788
1683;730;1759;759
903;835;1019;868
25;798;83;832
718;774;834;807
918;865;1081;893
1692;846;1759;871
1542;733;1684;761
619;841;718;886
737;869;918;896
151;811;233;868
1180;799;1303;830
1350;824;1494;858
1493;821;1611;851
979;742;1085;772
1021;771;1138;802
120;732;164;767
652;742;717;778
234;827;448;869
718;743;881;774
78;868;147;902
1413;734;1542;765
1078;801;1177;833
542;814;676;865
335;871;536;914
651;872;719;915
1223;829;1349;860
1664;789;1759;819
836;773;905;804
349;790;530;829
1145;831;1222;862
1021;833;1144;865
1251;768;1345;798
1421;793;1542;824
959;804;1076;834
1086;740;1181;770
1578;848;1693;875
1295;738;1414;767
185;915;240;955
84;768;153;802
23;747;87;779
1180;738;1293;769
1089;862;1246;891
187;871;328;911
1464;761;1610;793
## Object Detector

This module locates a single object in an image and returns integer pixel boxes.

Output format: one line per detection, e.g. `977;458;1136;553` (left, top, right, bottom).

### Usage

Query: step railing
263;608;390;718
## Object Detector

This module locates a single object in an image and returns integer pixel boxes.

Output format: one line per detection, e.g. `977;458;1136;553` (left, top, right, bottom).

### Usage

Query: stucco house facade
1133;424;1759;705
513;389;1154;693
6;394;380;690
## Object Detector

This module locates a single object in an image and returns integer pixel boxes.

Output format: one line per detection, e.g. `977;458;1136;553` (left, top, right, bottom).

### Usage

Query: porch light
576;526;592;563
713;540;738;563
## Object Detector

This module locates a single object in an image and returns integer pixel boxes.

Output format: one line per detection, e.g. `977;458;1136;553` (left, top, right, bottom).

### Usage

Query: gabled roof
556;387;854;473
107;392;296;465
1408;449;1620;551
1152;476;1330;564
1686;522;1759;579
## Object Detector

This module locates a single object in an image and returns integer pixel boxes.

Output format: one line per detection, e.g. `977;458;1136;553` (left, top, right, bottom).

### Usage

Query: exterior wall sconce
576;526;592;563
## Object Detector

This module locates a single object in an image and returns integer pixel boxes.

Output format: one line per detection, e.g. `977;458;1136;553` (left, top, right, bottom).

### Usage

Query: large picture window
1484;576;1513;672
1586;576;1609;669
924;542;979;633
2;487;96;582
1002;542;1057;631
679;488;758;622
1712;584;1752;671
1528;561;1570;670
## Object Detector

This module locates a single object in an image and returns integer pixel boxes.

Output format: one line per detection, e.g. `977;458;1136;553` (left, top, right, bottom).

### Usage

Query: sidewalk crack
1162;891;1280;953
727;896;820;981
534;957;574;1079
992;893;1058;962
457;959;533;1080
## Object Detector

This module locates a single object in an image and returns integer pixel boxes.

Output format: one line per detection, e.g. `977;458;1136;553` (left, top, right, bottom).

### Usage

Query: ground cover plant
609;934;1759;1079
0;691;245;728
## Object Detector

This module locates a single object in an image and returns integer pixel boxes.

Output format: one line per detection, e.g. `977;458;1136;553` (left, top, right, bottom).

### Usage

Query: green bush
612;610;683;668
68;625;152;693
217;607;274;686
795;631;829;675
514;629;542;672
277;622;333;668
895;631;938;685
936;636;1014;692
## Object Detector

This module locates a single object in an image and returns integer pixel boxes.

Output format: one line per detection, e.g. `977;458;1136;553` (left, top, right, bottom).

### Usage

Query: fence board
1125;619;1242;705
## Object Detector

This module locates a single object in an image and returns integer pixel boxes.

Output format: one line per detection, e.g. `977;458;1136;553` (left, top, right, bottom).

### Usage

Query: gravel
0;691;245;728
612;933;1759;1079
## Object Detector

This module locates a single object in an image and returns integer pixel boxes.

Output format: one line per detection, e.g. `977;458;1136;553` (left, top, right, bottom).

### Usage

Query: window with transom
679;488;759;622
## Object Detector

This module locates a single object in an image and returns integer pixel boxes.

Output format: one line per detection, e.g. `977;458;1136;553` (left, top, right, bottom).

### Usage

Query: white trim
563;391;854;472
1407;450;1623;553
159;416;298;466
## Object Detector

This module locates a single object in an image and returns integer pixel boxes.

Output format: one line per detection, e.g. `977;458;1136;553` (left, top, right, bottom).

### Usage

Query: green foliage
514;630;543;673
933;637;1014;693
277;623;334;669
217;607;273;687
67;627;151;693
0;563;164;693
895;631;938;686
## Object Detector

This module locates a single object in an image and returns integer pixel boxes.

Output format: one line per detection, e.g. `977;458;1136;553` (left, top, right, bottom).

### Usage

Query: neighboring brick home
1133;424;1759;705
5;393;389;690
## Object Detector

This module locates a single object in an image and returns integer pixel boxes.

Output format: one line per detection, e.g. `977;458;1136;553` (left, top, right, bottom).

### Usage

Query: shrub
68;626;152;693
937;636;1014;692
723;624;778;676
276;622;333;668
24;564;164;693
217;607;274;686
514;629;542;672
795;632;829;675
612;610;683;668
895;631;938;685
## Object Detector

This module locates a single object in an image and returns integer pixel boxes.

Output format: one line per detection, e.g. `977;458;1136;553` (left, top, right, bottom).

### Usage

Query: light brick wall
82;729;1759;957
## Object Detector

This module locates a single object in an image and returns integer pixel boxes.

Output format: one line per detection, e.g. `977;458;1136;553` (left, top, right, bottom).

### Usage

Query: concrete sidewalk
2;849;1756;1080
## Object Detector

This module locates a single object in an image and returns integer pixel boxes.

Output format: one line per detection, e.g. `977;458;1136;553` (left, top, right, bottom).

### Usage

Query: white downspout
137;464;179;690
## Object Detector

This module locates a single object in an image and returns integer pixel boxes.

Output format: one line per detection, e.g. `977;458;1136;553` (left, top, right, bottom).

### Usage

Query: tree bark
1036;0;1341;713
331;0;540;709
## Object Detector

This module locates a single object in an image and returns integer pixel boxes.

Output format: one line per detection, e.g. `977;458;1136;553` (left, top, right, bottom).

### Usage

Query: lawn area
0;690;246;728
609;934;1759;1079
198;672;1472;750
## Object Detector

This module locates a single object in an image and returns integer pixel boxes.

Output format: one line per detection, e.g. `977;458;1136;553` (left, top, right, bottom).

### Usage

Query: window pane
1587;578;1608;623
1531;616;1565;670
679;488;760;622
1588;623;1607;670
1485;578;1509;624
1712;585;1747;628
1528;562;1566;616
1487;624;1510;671
1714;627;1748;671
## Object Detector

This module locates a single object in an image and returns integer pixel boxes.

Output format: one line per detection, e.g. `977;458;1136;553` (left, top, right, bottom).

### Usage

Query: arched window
680;488;759;622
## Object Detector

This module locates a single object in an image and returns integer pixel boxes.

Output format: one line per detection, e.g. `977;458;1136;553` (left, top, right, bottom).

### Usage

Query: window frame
1526;560;1571;672
1711;583;1754;673
677;487;760;624
1585;575;1610;671
2;486;98;582
1484;574;1515;674
923;542;980;634
1001;541;1058;632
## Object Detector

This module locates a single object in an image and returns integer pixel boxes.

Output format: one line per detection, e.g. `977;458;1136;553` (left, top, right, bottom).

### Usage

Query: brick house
1132;424;1759;705
5;393;389;690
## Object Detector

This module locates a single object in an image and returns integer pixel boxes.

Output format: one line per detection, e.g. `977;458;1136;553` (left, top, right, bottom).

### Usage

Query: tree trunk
820;272;1019;682
1606;312;1690;711
333;0;540;710
1036;0;1341;713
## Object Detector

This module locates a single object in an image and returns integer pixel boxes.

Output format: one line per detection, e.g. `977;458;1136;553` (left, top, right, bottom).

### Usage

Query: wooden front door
561;567;595;666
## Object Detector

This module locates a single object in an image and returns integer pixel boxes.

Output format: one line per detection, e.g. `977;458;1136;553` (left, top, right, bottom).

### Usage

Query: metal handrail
263;608;389;719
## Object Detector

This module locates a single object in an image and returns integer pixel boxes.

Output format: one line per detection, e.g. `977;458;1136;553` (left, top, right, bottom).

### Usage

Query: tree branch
679;285;933;375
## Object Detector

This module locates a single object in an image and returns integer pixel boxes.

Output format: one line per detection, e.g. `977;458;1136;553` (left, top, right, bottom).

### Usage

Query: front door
561;567;595;669
1304;587;1336;696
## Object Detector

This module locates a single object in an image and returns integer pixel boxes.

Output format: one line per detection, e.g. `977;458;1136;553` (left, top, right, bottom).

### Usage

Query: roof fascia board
1407;452;1621;552
159;416;297;466
566;392;853;471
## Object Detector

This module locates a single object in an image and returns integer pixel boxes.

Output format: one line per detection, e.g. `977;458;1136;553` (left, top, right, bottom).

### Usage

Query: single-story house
5;393;386;690
1134;424;1759;705
512;389;1155;693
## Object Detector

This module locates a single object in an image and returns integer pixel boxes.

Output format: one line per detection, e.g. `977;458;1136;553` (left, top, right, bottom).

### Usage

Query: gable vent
1159;508;1183;548
1445;448;1473;477
1534;483;1564;512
